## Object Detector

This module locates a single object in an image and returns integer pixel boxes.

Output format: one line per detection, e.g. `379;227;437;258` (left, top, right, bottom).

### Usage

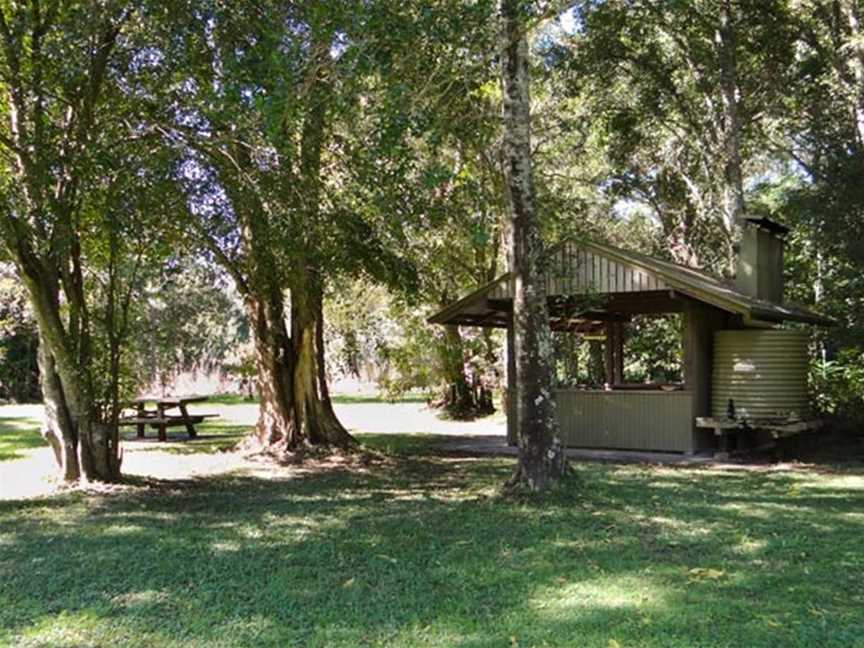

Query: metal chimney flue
734;217;788;304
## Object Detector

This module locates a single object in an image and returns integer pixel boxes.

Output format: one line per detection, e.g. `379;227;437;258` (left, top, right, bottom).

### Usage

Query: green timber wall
555;389;695;452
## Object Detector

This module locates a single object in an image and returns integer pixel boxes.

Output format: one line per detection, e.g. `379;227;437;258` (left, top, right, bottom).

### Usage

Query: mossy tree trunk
499;0;567;491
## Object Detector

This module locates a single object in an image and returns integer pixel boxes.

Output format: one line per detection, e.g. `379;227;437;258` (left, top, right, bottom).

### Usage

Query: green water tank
711;329;810;420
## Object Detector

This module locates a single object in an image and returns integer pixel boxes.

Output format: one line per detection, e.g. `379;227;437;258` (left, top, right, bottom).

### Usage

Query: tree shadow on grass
120;423;248;455
0;437;862;647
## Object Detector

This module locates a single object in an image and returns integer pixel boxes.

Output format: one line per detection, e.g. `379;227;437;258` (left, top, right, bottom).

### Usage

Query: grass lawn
1;414;864;646
0;408;46;461
207;392;430;406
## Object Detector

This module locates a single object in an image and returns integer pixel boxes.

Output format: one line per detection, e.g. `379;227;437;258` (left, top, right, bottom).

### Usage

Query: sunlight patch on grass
641;514;716;538
0;415;45;462
210;540;242;554
805;473;864;490
717;501;788;519
111;590;170;608
841;511;864;524
105;510;182;524
0;417;41;431
731;536;768;556
18;609;106;647
534;574;667;614
104;523;146;537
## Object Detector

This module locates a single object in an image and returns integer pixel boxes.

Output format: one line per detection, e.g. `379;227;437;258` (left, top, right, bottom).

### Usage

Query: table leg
136;403;146;438
157;403;167;442
179;403;197;438
714;428;731;460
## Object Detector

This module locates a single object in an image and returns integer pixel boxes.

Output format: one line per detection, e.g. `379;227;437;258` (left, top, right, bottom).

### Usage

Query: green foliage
624;315;683;384
0;269;38;403
325;280;399;384
0;0;861;432
541;0;864;422
128;264;249;392
552;315;683;387
376;312;441;400
326;278;501;411
810;350;864;421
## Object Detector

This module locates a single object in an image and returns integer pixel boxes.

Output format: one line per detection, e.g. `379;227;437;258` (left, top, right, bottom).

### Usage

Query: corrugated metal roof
428;238;833;327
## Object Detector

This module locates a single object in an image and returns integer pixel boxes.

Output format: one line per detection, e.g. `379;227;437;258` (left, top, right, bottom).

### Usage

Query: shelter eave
748;303;835;327
426;273;511;326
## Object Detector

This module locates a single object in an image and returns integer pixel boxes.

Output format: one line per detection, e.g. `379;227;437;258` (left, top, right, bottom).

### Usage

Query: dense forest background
1;0;862;425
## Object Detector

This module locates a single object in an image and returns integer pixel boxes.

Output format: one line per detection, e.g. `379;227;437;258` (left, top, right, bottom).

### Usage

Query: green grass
0;408;245;461
207;392;430;406
2;432;864;647
0;411;46;461
331;392;428;404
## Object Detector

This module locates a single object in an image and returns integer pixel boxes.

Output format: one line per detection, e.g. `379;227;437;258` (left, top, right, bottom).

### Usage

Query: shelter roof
428;238;833;329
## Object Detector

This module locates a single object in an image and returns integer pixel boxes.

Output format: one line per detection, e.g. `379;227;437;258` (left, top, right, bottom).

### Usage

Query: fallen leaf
688;567;726;582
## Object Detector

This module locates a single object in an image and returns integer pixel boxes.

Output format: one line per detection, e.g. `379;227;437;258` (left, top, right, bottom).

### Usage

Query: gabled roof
428;238;833;328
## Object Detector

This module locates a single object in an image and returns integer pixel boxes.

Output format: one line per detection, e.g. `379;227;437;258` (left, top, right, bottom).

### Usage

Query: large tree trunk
22;264;120;482
290;273;356;448
718;0;747;277
221;28;354;456
244;278;355;454
246;286;296;448
437;324;494;419
500;0;566;491
232;202;354;453
278;32;353;450
439;324;475;416
313;286;351;437
37;332;80;481
0;4;127;484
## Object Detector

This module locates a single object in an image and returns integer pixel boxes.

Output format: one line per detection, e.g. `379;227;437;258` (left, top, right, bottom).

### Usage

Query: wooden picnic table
120;395;218;441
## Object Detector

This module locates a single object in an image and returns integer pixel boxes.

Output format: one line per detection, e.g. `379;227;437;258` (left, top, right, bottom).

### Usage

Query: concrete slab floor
439;434;718;465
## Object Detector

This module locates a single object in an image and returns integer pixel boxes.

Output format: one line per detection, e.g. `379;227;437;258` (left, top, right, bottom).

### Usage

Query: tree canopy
0;0;861;487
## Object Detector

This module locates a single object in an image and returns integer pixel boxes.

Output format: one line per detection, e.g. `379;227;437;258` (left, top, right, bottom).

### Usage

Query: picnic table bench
119;395;219;441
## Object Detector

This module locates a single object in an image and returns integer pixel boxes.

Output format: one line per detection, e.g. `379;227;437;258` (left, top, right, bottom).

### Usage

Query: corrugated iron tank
711;329;810;420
